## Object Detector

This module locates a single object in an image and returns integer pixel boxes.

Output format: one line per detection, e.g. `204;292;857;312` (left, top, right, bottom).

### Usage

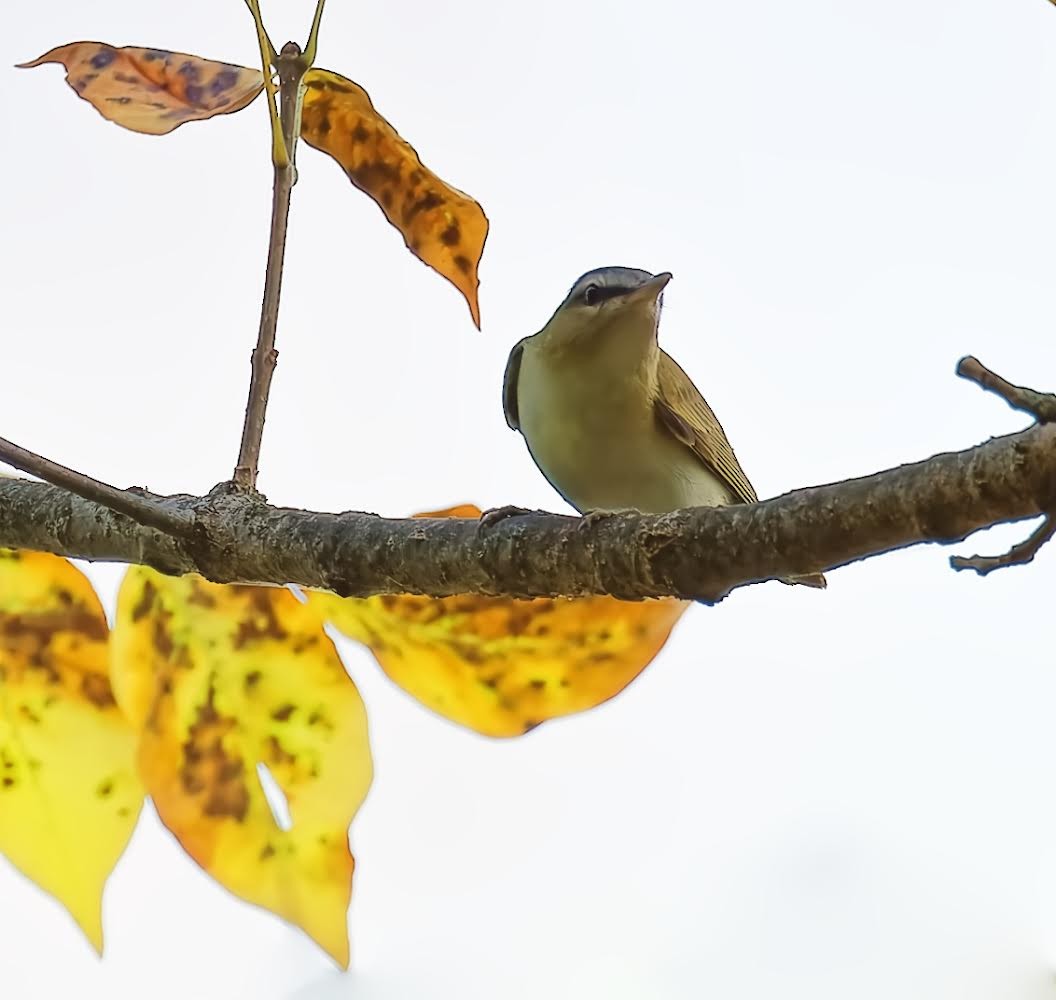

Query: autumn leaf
110;569;372;967
315;506;689;738
20;45;487;323
19;43;263;135
0;550;142;952
300;69;489;328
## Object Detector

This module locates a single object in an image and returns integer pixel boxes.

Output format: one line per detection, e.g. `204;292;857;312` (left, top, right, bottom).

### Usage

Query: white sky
3;0;1056;997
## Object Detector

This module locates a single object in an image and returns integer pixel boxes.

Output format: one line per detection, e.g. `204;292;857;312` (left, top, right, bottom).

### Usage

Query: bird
500;266;826;589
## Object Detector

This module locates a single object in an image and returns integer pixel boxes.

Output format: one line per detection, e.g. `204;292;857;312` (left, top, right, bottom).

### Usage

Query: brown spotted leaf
300;68;489;327
110;568;372;967
0;550;143;952
314;505;689;738
19;43;263;135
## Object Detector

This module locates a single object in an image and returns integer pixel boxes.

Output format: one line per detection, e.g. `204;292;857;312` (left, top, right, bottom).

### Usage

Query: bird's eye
582;284;600;305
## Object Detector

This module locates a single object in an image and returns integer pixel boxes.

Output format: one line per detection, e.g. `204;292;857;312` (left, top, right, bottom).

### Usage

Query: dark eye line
582;284;631;305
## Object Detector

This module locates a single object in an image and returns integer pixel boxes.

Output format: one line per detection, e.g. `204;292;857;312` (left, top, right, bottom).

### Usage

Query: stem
0;435;195;538
303;0;328;66
242;0;287;167
232;45;307;492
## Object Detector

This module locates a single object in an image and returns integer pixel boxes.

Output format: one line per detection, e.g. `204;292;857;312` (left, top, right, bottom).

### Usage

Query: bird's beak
624;271;673;305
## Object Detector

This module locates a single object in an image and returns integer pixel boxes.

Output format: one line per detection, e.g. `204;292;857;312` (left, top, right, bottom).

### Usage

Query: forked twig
951;515;1056;576
951;356;1056;575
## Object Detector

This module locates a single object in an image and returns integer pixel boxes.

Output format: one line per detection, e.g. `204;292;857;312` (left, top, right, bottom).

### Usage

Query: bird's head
536;266;673;356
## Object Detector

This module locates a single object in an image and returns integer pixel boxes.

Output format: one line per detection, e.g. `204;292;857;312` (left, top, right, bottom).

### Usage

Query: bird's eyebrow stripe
583;284;633;303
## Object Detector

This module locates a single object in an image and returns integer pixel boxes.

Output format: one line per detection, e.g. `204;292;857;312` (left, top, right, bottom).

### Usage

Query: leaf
19;43;263;135
110;569;373;967
300;69;489;328
315;506;689;738
0;550;142;952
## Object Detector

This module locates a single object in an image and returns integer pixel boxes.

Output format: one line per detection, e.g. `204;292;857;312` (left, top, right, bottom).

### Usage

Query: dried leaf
110;569;372;967
19;43;263;135
300;69;488;327
315;506;689;738
0;550;142;952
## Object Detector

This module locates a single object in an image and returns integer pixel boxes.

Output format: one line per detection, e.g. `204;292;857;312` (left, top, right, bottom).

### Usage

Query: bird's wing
656;351;826;589
653;349;759;506
502;338;527;430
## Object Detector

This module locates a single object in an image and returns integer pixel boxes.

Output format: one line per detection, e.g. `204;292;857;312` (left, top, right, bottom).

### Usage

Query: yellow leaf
300;69;489;328
316;506;689;738
0;550;142;952
19;43;263;135
110;570;372;967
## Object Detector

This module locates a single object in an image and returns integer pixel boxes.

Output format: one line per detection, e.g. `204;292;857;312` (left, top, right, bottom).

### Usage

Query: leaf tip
71;902;105;956
306;916;350;970
87;929;105;957
466;213;488;330
15;43;71;69
329;939;351;970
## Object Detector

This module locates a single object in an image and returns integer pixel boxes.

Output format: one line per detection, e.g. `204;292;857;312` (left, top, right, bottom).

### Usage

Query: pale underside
507;339;756;514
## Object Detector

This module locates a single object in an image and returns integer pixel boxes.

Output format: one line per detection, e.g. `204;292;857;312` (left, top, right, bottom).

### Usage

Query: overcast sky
3;0;1056;997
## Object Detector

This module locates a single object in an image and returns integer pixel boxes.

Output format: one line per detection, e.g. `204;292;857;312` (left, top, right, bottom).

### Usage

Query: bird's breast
516;345;732;513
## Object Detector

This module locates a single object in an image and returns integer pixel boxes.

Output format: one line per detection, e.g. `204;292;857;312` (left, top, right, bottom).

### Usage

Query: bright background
3;0;1056;997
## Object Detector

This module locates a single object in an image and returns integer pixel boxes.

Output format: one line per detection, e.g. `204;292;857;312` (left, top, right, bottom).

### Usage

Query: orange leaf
300;69;489;328
0;550;143;952
19;43;263;135
315;505;689;738
110;569;373;967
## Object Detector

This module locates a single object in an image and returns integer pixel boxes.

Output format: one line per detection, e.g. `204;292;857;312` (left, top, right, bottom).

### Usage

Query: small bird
502;266;825;589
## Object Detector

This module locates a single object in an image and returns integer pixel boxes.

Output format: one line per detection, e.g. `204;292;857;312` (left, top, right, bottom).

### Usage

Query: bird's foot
478;505;537;533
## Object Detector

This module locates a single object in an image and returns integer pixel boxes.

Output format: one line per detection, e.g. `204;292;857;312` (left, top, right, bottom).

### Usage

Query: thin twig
232;43;308;492
957;356;1056;423
0;436;195;538
950;514;1056;576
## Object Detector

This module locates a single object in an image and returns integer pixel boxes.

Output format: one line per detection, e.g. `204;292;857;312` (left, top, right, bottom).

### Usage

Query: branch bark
0;422;1052;602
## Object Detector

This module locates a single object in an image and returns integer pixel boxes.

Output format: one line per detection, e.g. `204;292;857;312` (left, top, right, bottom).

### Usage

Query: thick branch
0;424;1052;602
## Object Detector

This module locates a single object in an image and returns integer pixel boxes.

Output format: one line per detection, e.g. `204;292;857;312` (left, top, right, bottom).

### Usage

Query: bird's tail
783;572;827;589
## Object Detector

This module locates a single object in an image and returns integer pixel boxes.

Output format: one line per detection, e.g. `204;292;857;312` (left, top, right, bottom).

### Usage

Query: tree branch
0;422;1052;602
957;355;1056;423
0;436;195;538
232;42;308;492
945;355;1056;573
950;515;1056;575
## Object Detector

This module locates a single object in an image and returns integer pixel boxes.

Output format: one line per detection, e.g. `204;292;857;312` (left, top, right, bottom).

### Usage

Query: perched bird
502;266;825;589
